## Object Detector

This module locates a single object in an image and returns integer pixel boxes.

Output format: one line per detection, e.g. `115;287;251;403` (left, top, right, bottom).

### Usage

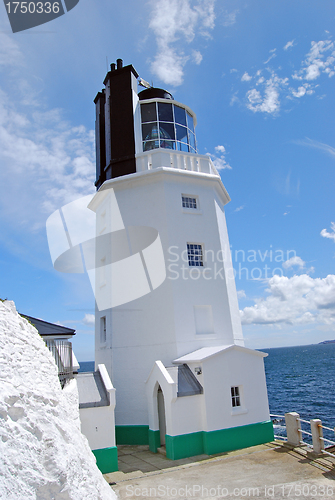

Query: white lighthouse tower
90;60;273;460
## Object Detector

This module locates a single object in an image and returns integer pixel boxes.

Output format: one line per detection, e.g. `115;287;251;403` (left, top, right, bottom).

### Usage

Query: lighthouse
90;59;273;460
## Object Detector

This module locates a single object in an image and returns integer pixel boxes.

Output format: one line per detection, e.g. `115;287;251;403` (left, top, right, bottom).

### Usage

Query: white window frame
181;194;202;214
231;386;241;408
230;385;248;416
187;243;204;267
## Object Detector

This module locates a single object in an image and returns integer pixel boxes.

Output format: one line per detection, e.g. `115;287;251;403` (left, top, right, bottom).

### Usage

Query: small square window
100;316;106;344
182;196;197;209
187;243;203;267
231;386;241;408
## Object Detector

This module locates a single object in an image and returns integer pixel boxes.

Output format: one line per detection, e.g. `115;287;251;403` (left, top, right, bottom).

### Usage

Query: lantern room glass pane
189;131;196;150
141;102;157;123
160;140;176;150
186;112;194;133
143;140;159;151
159;122;175;140
142;122;159;141
177;141;189;152
158;102;173;122
174;105;187;126
176;124;188;142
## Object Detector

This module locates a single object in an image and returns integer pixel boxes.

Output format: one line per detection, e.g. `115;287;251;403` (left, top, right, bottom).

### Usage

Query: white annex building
90;59;273;463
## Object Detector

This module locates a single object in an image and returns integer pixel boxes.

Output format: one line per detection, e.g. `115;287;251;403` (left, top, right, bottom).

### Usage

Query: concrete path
104;442;335;499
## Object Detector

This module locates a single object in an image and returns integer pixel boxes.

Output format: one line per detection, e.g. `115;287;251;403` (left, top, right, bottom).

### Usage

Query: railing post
310;419;324;454
285;412;301;446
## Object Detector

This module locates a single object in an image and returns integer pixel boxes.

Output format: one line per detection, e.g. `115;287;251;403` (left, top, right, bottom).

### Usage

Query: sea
78;343;335;445
262;343;335;445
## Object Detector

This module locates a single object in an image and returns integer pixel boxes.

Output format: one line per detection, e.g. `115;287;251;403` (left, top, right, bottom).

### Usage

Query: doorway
157;385;166;446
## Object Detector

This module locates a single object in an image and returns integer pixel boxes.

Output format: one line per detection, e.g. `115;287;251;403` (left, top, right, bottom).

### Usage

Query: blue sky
0;0;334;360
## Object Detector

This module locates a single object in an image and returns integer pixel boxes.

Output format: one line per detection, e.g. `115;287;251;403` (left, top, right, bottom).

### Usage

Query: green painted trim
148;429;160;453
166;431;204;460
115;425;149;445
203;420;274;455
164;421;274;460
93;446;118;474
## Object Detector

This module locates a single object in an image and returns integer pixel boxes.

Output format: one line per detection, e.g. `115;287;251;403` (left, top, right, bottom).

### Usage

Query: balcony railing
136;150;220;176
45;339;73;389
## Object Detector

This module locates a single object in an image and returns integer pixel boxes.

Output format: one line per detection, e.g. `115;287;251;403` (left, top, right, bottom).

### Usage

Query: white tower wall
91;167;243;425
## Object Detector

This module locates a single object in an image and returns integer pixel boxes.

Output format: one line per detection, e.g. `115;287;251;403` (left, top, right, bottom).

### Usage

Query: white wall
200;348;270;432
91;168;245;426
79;365;116;451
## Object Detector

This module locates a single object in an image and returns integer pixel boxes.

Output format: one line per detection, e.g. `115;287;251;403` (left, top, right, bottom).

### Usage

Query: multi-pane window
187;243;203;267
231;386;241;407
100;316;106;344
182;196;197;209
140;101;197;153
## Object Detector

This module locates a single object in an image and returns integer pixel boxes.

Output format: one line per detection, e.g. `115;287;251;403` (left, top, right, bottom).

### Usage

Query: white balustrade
136;150;219;176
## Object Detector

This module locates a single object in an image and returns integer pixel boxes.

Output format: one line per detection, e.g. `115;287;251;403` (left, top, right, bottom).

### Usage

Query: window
187;243;203;267
140;102;197;153
182;196;197;209
194;305;214;335
231;386;241;407
100;316;106;344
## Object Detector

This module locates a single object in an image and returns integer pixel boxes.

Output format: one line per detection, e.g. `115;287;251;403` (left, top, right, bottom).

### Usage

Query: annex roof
173;344;267;364
22;315;75;337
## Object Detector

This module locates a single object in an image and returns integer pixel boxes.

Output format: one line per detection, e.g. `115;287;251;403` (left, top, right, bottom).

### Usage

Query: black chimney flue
116;58;123;70
110;63;116;72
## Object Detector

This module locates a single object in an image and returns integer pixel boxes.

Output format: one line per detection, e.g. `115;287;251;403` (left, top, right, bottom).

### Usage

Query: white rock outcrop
0;300;116;500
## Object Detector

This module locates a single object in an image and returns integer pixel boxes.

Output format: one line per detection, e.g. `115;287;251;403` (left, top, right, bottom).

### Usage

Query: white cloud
291;86;307;98
246;73;288;114
222;9;239;27
241;72;252;82
237;290;246;299
149;0;216;86
0;37;95;237
192;50;203;65
207;144;232;170
321;222;335;243
0;32;24;68
234;205;245;212
264;52;276;64
284;40;295;51
293;137;335;158
240;274;335;326
294;40;335;82
235;38;335;115
82;314;95;326
282;256;305;269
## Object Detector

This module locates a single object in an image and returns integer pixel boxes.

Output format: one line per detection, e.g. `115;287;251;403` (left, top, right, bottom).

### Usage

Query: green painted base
166;431;203;460
93;446;118;474
165;421;274;460
149;429;160;453
115;425;149;445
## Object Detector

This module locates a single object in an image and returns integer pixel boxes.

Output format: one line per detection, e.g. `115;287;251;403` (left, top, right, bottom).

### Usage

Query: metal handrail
319;424;335;433
45;339;73;388
319;437;335;446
